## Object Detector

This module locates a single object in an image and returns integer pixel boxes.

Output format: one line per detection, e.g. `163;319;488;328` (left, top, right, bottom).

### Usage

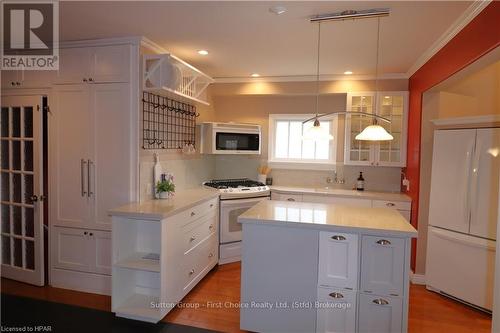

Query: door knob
29;195;38;203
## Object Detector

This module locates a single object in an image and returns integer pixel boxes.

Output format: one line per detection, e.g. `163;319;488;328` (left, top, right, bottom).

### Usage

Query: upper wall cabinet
55;45;131;84
344;91;408;167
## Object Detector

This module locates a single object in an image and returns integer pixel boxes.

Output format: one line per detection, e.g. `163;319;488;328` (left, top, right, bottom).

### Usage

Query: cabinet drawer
181;211;217;254
170;198;218;227
316;287;356;333
372;200;410;211
303;195;372;207
358;292;403;333
318;232;358;290
181;233;218;292
271;192;302;202
360;236;405;296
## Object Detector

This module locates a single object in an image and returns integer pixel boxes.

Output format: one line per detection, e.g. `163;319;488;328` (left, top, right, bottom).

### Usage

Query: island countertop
108;188;219;220
238;199;417;237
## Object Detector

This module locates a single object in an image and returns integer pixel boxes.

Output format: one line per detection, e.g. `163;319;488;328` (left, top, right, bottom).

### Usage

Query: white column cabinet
358;293;403;333
318;232;358;289
316;287;357;333
344;92;408;167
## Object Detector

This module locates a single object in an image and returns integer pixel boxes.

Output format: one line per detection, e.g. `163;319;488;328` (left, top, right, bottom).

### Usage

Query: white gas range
203;178;270;264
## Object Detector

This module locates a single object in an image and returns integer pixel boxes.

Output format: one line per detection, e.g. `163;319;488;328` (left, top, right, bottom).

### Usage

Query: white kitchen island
238;200;417;333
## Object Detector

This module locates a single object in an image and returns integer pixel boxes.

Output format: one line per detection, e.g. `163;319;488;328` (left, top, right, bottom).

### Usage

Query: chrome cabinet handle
386;202;396;207
372;298;389;305
81;159;87;197
189;236;196;242
376;239;391;245
331;235;346;241
189;269;195;275
287;198;295;201
329;292;344;299
87;159;93;197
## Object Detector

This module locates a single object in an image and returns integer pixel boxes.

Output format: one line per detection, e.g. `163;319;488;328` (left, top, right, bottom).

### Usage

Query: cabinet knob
376;239;391;245
386;203;395;207
10;82;15;86
287;198;295;202
329;292;344;299
83;78;87;82
372;298;389;306
84;231;88;235
370;162;374;166
89;232;93;236
189;269;195;275
210;204;214;208
89;78;94;82
191;212;196;217
209;224;214;230
189;236;196;242
16;82;20;86
208;253;214;258
331;235;346;241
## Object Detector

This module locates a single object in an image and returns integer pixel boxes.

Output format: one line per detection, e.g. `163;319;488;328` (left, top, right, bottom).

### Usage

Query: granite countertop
238;200;417;237
108;188;219;220
271;185;411;202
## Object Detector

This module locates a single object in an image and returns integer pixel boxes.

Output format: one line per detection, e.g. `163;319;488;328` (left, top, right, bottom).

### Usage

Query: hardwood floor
1;262;491;333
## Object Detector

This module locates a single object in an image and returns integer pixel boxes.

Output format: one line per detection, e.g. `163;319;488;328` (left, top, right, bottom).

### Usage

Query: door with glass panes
1;95;44;286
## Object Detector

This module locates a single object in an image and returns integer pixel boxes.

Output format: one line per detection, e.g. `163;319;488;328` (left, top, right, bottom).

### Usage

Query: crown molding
406;0;492;77
431;115;500;126
214;73;408;83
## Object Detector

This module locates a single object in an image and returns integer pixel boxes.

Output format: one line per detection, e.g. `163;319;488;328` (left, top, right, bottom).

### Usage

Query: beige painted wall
416;60;500;275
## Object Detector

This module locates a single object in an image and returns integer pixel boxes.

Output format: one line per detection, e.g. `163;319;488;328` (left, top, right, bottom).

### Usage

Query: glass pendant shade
355;124;393;141
303;119;333;141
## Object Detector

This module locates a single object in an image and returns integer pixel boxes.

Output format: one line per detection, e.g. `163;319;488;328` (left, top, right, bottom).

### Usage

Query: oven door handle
220;197;269;208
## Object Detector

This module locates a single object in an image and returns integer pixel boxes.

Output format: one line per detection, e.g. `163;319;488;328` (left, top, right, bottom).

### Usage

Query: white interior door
470;128;500;240
428;129;476;233
1;95;44;286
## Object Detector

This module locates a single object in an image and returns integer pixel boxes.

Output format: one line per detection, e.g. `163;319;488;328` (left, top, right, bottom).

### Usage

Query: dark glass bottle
356;172;365;191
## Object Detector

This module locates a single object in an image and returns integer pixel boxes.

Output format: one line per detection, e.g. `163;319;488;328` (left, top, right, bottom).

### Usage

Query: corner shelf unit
143;54;214;106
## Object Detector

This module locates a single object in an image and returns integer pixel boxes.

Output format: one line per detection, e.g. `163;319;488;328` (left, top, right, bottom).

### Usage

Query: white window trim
268;114;337;170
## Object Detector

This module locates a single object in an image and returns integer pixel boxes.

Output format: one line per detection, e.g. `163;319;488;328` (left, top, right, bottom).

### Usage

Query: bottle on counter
356;172;365;191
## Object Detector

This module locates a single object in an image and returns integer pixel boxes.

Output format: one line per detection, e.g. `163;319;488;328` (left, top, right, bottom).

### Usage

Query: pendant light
355;18;393;141
303;22;333;141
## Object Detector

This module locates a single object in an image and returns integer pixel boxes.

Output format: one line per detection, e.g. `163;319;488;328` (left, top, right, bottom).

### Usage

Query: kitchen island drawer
181;211;217;254
170;197;218;227
181;233;218;293
358;292;403;333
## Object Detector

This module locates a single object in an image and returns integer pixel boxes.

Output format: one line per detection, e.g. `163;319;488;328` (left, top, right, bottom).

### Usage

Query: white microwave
200;122;261;154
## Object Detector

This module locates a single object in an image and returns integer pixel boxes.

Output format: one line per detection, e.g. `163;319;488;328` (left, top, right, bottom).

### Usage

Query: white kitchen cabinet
318;232;358;290
316;287;356;333
271;192;303;202
358;292;403;333
345;92;408;167
360;236;405;296
52;226;111;275
1;68;54;88
1;69;22;88
303;194;372;207
56;45;130;84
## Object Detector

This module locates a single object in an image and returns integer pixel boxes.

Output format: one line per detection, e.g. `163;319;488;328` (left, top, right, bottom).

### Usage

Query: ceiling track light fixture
302;8;393;142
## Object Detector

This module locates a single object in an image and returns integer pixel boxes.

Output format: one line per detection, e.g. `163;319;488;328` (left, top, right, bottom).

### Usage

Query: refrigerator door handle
469;140;481;225
463;144;473;226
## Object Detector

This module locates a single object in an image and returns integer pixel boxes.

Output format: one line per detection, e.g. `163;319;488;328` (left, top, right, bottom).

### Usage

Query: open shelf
114;293;163;323
114;252;160;272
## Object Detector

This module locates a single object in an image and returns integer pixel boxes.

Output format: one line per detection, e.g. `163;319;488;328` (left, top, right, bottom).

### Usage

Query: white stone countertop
238;200;417;237
108;188;219;220
271;185;411;202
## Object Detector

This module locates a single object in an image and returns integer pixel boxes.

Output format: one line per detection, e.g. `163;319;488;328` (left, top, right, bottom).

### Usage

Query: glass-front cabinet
344;91;408;167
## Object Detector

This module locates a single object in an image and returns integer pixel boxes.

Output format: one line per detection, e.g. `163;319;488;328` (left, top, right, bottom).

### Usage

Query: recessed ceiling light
384;96;390;99
251;73;260;77
197;50;209;55
344;71;353;75
269;6;287;15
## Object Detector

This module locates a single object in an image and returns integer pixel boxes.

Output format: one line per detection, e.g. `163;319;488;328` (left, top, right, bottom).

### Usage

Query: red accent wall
406;2;500;270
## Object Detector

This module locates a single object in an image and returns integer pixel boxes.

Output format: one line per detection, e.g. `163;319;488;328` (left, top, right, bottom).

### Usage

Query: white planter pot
158;191;174;199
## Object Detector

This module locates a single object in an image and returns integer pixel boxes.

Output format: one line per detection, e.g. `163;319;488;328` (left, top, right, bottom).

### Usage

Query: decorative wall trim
406;0;492;77
410;270;426;285
214;73;408;84
431;115;500;126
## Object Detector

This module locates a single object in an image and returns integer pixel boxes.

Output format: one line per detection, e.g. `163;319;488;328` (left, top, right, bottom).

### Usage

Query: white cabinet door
318;232;358;289
20;69;55;88
428;129;476;234
1;70;22;88
316;287;356;333
303;194;371;207
55;48;91;84
52;226;90;272
360;236;405;296
358;292;403;333
89;83;132;230
469;128;500;240
89;230;112;275
271;192;303;202
50;85;91;228
90;45;130;83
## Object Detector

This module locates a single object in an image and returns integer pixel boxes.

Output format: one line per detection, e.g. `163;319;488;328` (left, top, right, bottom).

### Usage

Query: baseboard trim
410;270;426;285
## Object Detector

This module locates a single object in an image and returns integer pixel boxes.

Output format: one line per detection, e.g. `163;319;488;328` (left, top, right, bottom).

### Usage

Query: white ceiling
60;1;474;80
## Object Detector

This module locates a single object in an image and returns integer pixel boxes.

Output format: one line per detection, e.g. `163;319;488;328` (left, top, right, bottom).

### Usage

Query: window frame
268;114;337;170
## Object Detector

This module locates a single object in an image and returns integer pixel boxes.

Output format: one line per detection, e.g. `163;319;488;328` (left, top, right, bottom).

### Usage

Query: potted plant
156;174;175;199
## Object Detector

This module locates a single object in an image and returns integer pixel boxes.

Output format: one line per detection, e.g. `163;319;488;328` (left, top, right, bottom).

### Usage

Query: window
268;114;337;169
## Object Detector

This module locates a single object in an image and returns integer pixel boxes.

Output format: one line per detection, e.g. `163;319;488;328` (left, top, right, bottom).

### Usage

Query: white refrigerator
426;128;500;311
